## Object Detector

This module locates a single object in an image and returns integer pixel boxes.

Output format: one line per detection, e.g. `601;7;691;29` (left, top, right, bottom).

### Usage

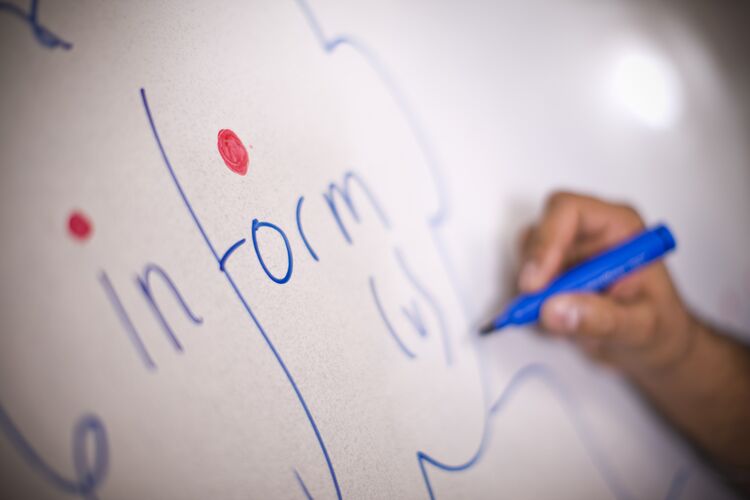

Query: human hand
519;192;695;371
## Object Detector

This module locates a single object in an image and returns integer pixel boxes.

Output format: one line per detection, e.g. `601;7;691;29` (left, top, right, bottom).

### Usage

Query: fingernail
519;261;539;291
548;297;580;334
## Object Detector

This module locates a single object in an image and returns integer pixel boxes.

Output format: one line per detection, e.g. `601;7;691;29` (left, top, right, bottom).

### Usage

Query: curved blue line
296;196;319;261
140;88;342;500
99;270;157;370
0;0;72;50
136;262;204;352
0;404;107;498
323;171;390;245
294;0;474;320
294;469;314;500
393;248;451;366
664;466;691;500
401;300;427;338
294;0;446;226
140;263;204;325
219;238;246;271
252;219;294;284
369;276;417;359
417;363;689;500
0;2;26;20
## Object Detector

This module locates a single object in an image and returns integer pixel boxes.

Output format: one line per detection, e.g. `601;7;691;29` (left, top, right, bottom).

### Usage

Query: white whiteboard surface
1;1;748;499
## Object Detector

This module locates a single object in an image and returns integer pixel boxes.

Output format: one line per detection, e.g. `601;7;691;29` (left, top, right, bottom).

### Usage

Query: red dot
68;211;92;241
217;129;249;175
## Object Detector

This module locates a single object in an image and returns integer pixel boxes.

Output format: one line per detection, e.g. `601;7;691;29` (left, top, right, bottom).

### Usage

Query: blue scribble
394;248;451;366
100;265;202;370
294;0;446;227
220;238;247;271
99;270;157;370
294;468;314;500
252;218;294;284
417;363;689;500
323;171;390;245
401;300;427;338
664;466;691;500
0;0;72;50
296;196;320;262
0;403;107;499
140;88;342;500
295;0;474;319
369;275;417;359
136;263;204;351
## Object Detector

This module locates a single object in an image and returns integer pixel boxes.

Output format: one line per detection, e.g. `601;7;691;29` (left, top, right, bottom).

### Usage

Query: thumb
540;293;656;347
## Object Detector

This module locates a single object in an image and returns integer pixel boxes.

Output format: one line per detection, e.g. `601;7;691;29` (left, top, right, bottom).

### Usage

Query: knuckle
546;191;574;210
616;203;646;229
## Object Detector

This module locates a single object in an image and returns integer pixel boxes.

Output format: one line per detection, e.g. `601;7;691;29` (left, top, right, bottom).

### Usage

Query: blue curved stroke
369;276;417;359
294;0;447;228
417;363;689;500
296;196;320;262
219;238;247;271
140;88;342;500
394;248;451;366
0;404;108;499
0;0;72;50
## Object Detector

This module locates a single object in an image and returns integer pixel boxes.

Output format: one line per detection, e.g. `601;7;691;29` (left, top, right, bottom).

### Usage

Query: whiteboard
1;1;748;499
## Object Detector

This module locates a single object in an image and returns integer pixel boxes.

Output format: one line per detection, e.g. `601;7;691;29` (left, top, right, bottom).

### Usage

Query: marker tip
479;316;512;336
478;323;495;335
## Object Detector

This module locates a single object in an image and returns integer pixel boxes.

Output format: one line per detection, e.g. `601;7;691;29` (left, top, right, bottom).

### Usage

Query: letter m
323;171;390;244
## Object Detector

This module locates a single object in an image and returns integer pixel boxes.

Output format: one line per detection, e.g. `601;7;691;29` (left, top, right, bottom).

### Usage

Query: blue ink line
296;196;319;262
417;363;689;500
664;466;690;500
0;403;107;498
295;0;474;321
99;270;156;370
394;248;451;366
136;263;204;352
401;300;427;338
0;0;72;50
294;0;446;226
323;171;390;245
369;276;416;359
219;238;246;271
140;88;342;500
294;468;314;500
252;219;294;284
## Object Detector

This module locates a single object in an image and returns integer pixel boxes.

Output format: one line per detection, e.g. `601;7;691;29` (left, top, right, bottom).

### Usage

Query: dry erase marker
479;224;676;335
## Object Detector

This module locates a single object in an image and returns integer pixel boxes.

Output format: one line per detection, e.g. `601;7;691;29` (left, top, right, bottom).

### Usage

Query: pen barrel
494;224;676;329
546;224;676;294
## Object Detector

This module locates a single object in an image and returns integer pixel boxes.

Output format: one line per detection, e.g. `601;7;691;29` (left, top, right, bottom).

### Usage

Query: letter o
251;218;293;284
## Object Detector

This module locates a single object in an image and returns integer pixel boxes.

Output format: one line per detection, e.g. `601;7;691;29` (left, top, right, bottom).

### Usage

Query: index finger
520;192;644;292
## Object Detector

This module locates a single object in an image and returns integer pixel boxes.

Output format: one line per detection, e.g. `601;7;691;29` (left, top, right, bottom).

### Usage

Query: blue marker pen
479;224;676;335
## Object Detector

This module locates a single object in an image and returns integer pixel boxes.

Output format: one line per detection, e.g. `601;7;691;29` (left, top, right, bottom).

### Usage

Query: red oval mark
217;129;249;175
68;211;93;241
